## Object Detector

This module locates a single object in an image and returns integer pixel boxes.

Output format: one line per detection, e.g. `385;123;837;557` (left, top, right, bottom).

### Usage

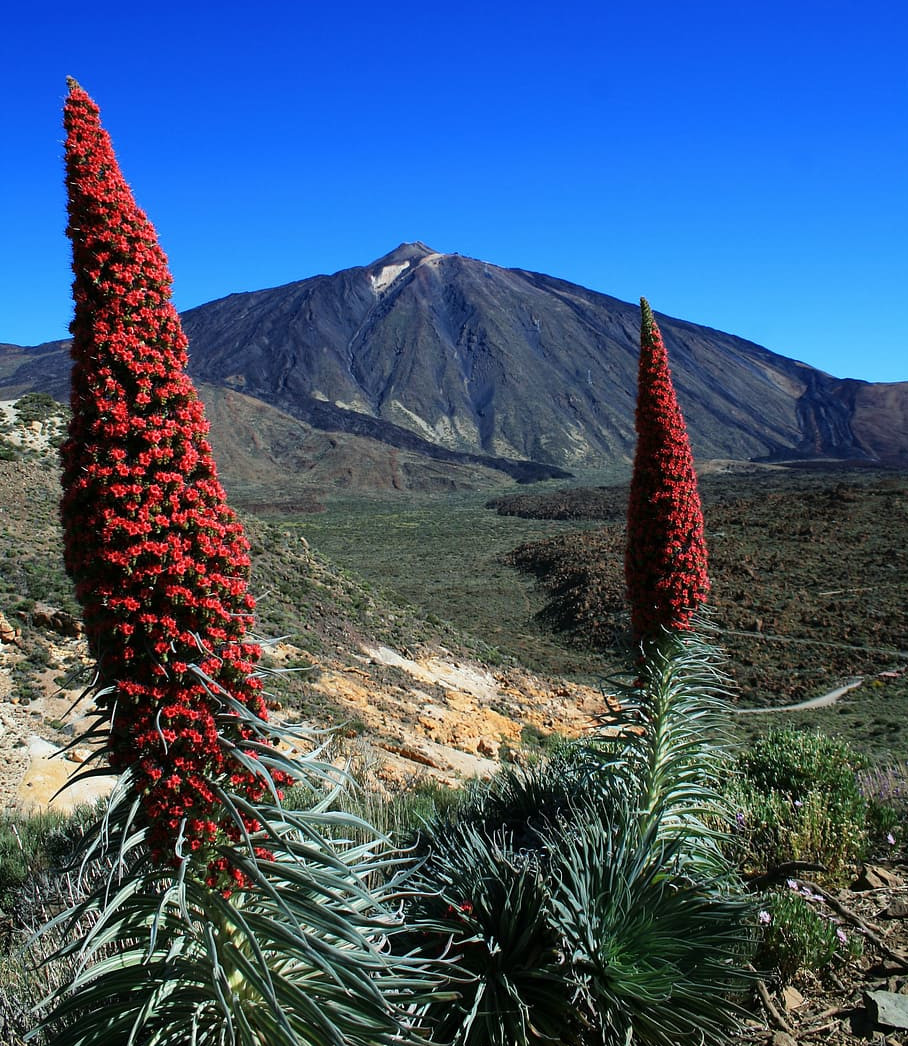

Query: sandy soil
0;639;607;812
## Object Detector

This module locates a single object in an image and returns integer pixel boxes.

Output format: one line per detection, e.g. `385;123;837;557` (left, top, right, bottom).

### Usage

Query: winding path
736;676;865;715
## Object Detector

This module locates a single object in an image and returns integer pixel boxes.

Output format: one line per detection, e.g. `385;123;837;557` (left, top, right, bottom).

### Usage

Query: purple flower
759;910;772;925
887;832;896;845
836;927;848;945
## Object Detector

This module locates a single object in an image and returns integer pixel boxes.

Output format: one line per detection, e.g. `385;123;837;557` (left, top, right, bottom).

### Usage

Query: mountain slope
3;244;907;475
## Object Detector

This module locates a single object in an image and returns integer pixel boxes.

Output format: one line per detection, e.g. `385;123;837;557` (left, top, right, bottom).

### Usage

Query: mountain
3;243;907;488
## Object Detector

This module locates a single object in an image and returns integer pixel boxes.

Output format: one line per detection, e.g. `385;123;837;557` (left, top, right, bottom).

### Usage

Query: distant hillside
495;467;908;710
3;243;907;488
0;444;606;798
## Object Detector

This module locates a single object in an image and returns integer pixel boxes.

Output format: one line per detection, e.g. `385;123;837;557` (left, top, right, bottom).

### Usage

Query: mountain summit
176;245;907;468
3;246;907;484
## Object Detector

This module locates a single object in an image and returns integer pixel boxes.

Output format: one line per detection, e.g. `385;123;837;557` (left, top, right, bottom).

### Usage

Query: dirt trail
736;676;865;715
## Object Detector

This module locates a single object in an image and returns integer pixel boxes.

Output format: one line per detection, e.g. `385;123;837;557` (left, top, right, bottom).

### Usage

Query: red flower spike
62;79;272;869
625;298;709;642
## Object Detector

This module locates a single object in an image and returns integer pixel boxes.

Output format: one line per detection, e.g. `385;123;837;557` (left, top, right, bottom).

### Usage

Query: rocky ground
499;464;908;710
0;621;608;812
742;866;908;1045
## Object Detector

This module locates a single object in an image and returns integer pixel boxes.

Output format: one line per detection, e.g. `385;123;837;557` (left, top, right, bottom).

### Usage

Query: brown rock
879;899;908;919
16;736;115;813
477;737;499;759
381;743;442;770
0;611;21;646
853;865;903;890
24;603;83;637
781;985;805;1010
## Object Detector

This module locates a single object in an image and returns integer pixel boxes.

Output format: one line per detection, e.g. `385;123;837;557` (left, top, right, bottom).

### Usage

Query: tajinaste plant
30;79;438;1046
403;632;757;1046
61;76;283;883
625;298;709;643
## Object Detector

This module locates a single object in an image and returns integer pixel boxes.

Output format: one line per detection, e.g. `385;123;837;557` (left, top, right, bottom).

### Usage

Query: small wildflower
793;799;803;808
758;910;771;925
786;878;798;890
887;832;896;845
836;927;848;945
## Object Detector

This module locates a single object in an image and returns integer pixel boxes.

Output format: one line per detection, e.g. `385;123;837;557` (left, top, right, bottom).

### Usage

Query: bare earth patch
0;636;608;811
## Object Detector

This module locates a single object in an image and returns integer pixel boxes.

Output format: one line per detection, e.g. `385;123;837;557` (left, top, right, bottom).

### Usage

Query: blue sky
2;0;906;382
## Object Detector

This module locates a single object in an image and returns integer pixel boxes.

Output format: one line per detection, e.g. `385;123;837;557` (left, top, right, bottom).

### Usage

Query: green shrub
519;723;565;758
755;886;862;983
729;728;868;881
737;727;867;799
729;783;868;881
13;392;59;424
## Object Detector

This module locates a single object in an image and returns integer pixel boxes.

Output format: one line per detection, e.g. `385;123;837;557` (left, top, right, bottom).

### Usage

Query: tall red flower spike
62;78;283;878
625;298;709;643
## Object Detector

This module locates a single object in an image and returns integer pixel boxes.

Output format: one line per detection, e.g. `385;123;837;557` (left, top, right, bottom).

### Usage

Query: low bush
737;727;867;800
755;884;862;984
13;393;60;424
728;727;868;882
858;761;908;856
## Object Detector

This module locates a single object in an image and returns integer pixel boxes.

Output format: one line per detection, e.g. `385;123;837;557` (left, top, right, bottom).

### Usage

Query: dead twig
799;1020;838;1040
750;860;827;891
755;978;793;1035
803;1004;848;1025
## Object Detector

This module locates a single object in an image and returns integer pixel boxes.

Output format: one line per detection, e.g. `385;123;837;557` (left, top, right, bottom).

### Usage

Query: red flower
62;79;291;872
625;299;709;642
